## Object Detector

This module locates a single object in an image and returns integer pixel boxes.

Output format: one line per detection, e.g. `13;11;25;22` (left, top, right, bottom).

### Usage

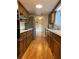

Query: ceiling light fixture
39;17;42;20
36;4;43;8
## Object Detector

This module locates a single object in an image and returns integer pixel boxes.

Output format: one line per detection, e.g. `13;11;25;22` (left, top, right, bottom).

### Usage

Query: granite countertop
47;28;61;36
20;28;33;33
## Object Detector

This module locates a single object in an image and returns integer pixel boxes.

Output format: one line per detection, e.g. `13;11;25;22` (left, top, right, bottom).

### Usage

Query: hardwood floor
21;32;54;59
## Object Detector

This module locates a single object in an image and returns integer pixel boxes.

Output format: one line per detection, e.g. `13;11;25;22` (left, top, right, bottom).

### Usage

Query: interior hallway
21;31;54;59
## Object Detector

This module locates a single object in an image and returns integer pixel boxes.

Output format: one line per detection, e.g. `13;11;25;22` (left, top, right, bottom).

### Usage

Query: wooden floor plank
21;34;54;59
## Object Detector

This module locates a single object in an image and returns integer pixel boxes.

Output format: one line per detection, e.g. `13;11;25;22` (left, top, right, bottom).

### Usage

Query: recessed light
39;17;42;20
36;4;43;8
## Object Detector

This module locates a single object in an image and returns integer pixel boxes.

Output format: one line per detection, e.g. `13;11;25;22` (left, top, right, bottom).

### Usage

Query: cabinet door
46;31;51;46
50;38;54;53
53;39;61;59
20;39;25;57
19;32;27;58
46;31;54;53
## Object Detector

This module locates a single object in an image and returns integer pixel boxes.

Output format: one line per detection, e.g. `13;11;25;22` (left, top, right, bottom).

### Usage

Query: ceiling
18;0;60;15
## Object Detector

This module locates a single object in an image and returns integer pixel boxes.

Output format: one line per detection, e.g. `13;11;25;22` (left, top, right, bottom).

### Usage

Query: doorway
34;16;48;38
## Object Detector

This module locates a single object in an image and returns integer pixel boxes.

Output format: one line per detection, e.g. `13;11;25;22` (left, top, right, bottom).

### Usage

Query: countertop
20;28;33;33
46;28;61;36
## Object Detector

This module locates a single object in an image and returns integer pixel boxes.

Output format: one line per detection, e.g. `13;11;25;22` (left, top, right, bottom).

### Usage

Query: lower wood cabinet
53;39;61;59
17;30;34;59
46;30;61;59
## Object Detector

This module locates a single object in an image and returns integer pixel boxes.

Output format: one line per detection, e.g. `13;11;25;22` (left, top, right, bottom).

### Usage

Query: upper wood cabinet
18;1;29;16
48;12;56;24
48;12;56;28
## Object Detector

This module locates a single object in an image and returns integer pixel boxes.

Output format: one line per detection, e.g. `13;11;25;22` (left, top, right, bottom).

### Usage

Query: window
53;10;61;30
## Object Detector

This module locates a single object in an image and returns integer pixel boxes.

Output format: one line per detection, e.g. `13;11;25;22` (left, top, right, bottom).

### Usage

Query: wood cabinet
18;1;29;16
46;30;61;59
46;31;54;53
48;12;56;28
17;30;34;59
53;39;61;59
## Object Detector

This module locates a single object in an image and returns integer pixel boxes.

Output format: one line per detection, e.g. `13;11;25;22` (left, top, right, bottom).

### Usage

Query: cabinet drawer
20;39;25;57
26;31;32;37
53;33;61;43
20;32;27;39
